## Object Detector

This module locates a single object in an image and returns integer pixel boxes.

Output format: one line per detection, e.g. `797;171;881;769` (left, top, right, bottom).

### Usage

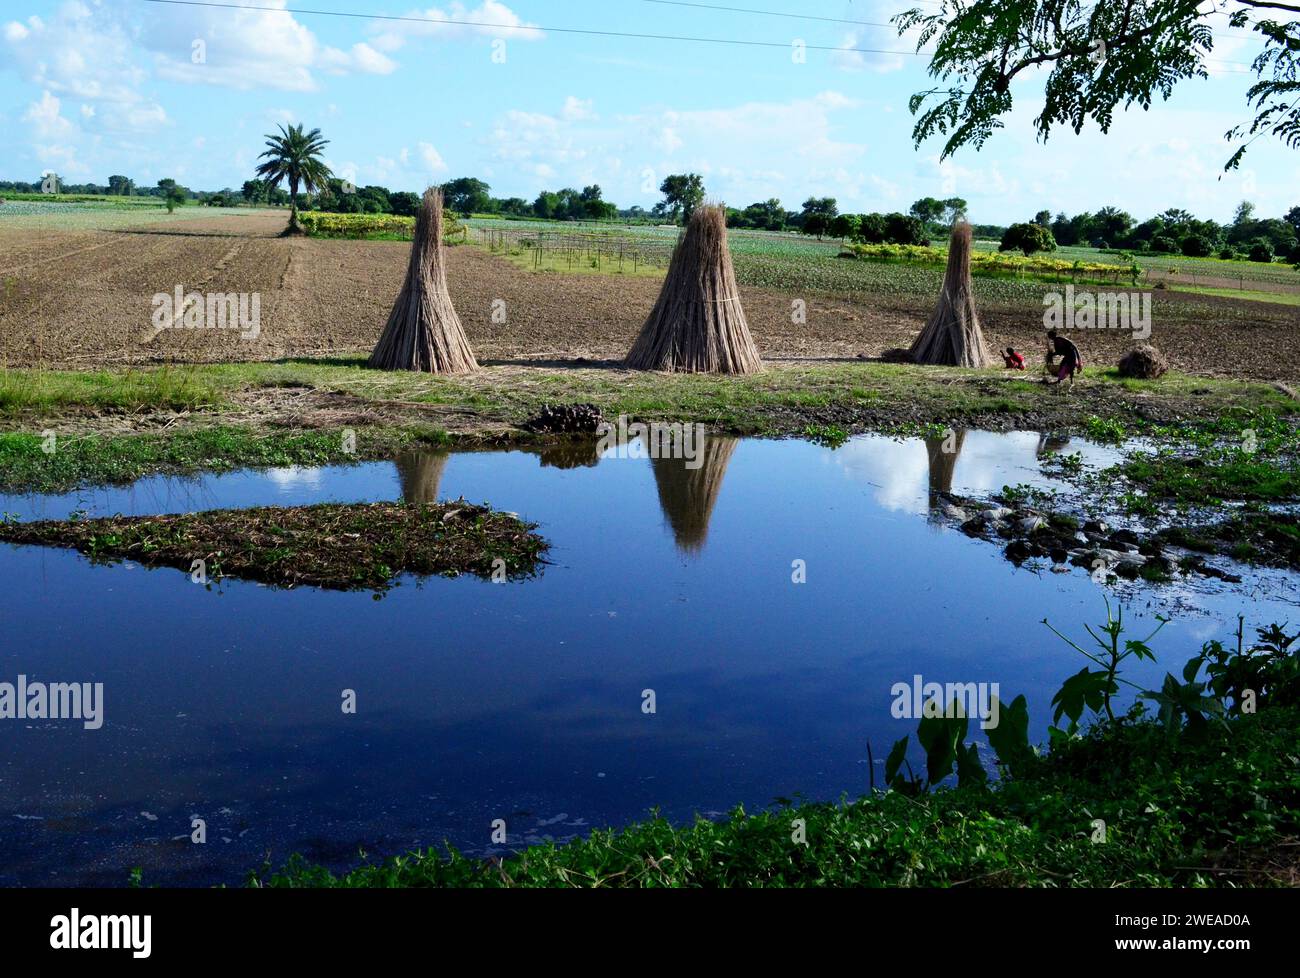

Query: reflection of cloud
266;466;323;490
834;437;930;514
949;431;1042;496
835;430;1066;510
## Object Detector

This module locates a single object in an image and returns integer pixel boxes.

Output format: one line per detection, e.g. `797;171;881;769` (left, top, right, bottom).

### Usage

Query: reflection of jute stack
925;429;966;496
626;205;763;374
395;451;449;504
909;221;991;368
649;435;739;553
535;439;602;469
369;187;478;373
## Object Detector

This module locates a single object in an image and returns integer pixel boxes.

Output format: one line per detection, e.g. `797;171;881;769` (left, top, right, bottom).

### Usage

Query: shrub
1000;222;1057;256
1150;234;1181;254
1180;234;1212;257
1248;240;1275;263
1218;246;1237;260
855;213;887;244
389;192;420;217
883;212;927;245
829;213;860;240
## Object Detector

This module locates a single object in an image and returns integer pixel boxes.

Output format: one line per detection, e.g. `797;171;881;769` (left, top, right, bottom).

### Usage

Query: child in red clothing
1002;347;1026;370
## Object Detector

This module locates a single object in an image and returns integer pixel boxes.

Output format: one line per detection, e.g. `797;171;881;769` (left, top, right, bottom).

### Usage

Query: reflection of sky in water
833;430;1125;514
0;433;1291;886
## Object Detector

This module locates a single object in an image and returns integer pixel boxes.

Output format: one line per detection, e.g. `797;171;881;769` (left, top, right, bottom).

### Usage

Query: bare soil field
2;210;1296;380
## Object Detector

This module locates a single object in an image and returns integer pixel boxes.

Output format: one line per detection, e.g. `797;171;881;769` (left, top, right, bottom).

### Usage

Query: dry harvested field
1;210;1296;379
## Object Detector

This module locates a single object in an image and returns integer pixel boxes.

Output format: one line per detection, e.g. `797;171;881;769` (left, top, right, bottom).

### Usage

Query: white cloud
145;0;396;91
1;3;164;129
477;92;868;208
419;141;448;174
23;91;73;139
319;42;398;76
369;2;542;52
834;29;905;74
562;96;594;122
3;19;32;43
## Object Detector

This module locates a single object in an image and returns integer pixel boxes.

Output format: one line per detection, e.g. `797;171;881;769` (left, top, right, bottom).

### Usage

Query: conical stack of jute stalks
369;187;478;373
625;204;763;374
908;220;991;368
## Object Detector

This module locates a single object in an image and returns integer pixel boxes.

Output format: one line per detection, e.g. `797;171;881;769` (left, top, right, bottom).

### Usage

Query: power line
643;0;1268;47
140;0;930;57
138;0;1262;69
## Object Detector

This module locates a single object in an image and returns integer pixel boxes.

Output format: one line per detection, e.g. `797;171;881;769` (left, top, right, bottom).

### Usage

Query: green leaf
985;693;1031;776
884;736;909;787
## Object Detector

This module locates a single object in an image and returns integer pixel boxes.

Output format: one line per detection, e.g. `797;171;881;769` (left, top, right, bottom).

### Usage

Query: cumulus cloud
369;2;542;52
1;3;165;131
23;90;73;139
419;141;448;174
478;92;868;208
144;0;397;91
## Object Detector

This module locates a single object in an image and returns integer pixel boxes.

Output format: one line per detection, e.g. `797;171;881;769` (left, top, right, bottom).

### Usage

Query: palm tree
255;123;331;235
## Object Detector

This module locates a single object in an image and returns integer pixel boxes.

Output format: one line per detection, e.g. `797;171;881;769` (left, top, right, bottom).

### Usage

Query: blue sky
2;0;1296;223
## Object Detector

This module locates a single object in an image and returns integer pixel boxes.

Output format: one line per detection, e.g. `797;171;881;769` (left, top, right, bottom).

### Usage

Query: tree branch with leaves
894;0;1300;169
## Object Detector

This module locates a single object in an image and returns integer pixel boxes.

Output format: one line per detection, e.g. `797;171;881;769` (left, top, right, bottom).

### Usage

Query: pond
1;430;1294;885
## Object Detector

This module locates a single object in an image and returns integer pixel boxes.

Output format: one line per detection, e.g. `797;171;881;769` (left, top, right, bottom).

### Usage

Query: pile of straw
626;205;763;374
1117;344;1169;379
369;187;478;373
909;221;991;368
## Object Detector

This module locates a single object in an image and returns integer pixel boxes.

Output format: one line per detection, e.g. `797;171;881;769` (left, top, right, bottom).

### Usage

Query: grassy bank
0;360;1294;493
0;424;457;493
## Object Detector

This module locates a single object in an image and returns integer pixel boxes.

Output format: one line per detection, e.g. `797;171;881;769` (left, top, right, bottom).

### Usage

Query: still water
0;431;1293;885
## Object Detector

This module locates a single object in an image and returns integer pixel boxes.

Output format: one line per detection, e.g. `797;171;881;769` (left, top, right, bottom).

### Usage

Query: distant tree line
1007;203;1300;263
7;164;1298;263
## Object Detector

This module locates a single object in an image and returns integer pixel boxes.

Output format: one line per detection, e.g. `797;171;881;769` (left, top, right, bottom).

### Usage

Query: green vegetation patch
1122;453;1300;503
0;501;547;591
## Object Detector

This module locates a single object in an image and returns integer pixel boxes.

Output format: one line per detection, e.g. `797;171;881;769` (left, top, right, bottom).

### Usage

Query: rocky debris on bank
524;403;606;434
935;492;1243;584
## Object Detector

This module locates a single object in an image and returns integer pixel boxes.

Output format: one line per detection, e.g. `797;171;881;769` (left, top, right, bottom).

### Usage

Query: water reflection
1036;432;1072;457
924;429;966;522
532;439;602;470
649;435;739;555
395;451;449;504
0;431;1293;887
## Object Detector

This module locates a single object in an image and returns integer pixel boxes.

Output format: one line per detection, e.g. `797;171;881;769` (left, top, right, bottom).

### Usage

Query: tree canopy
894;0;1300;169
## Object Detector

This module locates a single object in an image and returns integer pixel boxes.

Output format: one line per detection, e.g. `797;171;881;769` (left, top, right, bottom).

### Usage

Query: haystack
908;221;991;367
649;434;738;553
625;205;762;374
1117;344;1169;379
369;187;478;373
